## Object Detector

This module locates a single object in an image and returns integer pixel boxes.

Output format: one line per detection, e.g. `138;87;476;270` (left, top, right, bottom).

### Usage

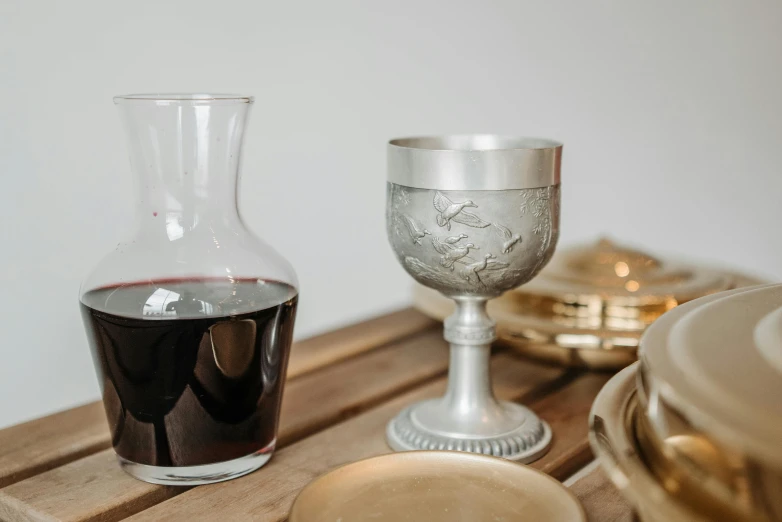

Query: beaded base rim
386;402;552;463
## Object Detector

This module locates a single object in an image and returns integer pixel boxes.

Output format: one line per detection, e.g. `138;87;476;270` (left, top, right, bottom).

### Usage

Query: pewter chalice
386;135;562;462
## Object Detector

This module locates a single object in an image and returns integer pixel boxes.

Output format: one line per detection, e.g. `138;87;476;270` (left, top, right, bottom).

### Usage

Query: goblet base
386;399;552;463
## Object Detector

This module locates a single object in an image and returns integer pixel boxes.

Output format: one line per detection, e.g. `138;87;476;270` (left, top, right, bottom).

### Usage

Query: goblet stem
443;342;499;419
441;298;507;426
386;295;552;462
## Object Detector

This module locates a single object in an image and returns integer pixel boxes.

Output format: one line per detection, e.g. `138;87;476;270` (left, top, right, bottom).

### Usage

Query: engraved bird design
431;236;478;270
443;233;468;244
433;192;491;230
400;214;431;245
460;253;509;286
493;223;522;253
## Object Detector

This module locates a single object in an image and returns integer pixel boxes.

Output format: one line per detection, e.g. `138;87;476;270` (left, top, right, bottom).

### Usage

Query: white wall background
1;0;781;429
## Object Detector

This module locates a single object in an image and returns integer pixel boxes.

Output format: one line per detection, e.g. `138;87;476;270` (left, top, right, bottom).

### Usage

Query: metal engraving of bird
433;192;491;230
460;254;510;286
460;253;508;286
443;233;468;244
431;236;478;270
492;223;522;253
460;253;493;284
400;214;431;245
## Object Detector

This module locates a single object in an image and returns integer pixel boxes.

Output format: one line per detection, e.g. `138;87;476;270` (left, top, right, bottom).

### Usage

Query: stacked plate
590;283;782;522
414;237;763;369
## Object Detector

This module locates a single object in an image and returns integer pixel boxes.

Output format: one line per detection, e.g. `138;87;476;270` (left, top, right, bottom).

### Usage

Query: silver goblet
385;135;562;462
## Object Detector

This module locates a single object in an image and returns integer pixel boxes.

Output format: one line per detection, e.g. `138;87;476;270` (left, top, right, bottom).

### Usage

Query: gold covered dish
414;237;763;369
590;284;782;521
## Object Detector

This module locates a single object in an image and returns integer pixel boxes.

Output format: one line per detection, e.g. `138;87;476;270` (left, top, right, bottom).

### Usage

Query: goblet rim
387;134;562;191
388;134;562;152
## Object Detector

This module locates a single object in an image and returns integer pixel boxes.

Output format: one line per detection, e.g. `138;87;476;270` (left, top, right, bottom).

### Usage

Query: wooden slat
287;308;437;378
0;329;452;522
570;466;635;521
0;452;178;522
0;308;433;491
0;403;110;489
529;372;612;481
123;355;582;522
279;329;448;447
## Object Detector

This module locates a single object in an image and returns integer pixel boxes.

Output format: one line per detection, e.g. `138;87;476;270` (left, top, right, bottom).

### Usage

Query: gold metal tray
288;451;586;522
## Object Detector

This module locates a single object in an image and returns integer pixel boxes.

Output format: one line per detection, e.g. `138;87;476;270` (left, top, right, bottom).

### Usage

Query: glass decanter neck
117;95;252;236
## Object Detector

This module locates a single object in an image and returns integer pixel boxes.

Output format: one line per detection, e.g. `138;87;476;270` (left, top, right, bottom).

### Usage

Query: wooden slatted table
0;308;632;521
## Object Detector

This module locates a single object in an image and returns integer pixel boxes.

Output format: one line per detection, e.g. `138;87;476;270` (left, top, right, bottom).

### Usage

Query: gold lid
519;237;738;301
289;452;586;522
413;237;763;369
640;283;782;468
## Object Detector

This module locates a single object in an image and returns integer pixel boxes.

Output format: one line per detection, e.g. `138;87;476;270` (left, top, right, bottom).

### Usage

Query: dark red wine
80;278;297;467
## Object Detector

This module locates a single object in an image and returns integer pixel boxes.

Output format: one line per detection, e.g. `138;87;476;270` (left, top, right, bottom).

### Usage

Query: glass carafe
79;94;298;485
